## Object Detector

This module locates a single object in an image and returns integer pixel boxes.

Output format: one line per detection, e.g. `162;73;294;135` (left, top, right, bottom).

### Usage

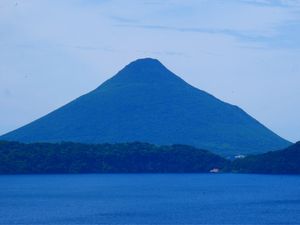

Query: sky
0;0;299;142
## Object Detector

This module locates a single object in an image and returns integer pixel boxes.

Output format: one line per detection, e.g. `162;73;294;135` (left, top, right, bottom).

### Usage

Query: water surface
0;174;300;224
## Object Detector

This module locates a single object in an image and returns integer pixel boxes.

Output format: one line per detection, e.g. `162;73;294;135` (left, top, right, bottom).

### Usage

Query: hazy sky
0;0;299;142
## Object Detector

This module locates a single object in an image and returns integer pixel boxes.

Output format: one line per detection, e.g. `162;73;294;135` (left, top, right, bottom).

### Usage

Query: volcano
1;58;290;156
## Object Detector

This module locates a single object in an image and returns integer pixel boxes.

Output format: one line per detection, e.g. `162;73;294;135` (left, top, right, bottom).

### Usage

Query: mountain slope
0;58;290;156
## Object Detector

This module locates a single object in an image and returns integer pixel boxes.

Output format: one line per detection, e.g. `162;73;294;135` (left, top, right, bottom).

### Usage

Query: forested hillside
0;141;227;174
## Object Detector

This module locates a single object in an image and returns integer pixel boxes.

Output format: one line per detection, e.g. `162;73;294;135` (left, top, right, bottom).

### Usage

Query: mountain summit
1;58;290;156
100;58;185;86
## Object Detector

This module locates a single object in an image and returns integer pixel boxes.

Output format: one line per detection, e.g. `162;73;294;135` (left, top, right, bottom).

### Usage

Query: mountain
0;58;290;156
230;142;300;174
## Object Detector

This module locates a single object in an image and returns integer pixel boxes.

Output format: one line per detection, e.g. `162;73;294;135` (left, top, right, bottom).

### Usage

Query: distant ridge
0;58;291;156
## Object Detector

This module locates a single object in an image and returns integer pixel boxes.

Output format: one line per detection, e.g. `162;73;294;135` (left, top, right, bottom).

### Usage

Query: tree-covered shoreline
0;141;299;175
230;142;300;174
0;141;227;174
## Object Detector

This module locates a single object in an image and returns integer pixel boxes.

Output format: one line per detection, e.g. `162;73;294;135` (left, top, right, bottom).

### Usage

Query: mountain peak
120;58;168;75
103;58;183;86
126;58;164;69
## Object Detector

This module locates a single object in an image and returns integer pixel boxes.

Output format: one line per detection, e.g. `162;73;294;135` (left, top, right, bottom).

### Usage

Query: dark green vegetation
0;141;228;174
0;58;290;156
0;141;299;174
231;142;300;174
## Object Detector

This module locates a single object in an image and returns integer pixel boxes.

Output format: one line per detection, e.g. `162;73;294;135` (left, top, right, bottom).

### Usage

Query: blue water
0;174;300;224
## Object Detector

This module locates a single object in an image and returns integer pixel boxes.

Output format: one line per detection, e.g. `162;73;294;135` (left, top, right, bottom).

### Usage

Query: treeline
1;141;299;174
230;142;300;174
0;141;228;174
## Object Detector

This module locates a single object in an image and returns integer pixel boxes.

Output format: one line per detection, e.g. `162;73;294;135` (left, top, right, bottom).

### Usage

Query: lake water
0;174;300;224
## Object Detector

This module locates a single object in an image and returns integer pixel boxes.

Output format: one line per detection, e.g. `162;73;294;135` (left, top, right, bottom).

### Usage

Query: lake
0;174;300;224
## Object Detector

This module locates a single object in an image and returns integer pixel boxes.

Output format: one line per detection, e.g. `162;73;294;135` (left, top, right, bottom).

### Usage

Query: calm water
0;174;300;225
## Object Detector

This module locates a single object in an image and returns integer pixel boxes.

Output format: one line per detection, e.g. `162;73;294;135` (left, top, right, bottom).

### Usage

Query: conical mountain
1;58;291;156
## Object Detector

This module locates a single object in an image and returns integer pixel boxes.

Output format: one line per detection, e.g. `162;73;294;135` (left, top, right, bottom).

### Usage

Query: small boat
210;168;220;173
